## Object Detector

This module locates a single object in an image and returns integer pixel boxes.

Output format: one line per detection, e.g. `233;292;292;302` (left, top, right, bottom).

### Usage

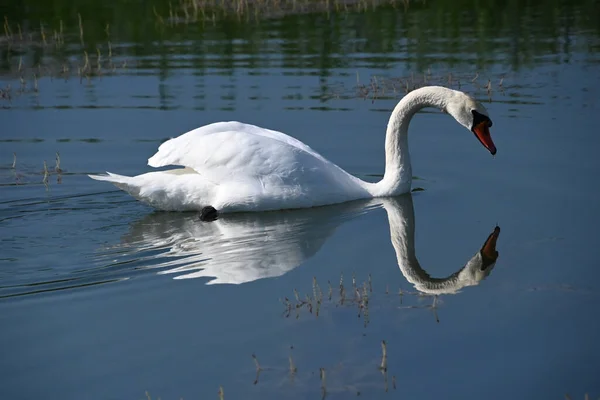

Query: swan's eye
471;110;492;129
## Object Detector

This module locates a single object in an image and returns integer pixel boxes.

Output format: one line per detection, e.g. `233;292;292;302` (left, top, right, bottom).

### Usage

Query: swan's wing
147;121;331;184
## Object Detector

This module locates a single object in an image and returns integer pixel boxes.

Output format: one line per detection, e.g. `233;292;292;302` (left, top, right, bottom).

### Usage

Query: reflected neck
383;197;483;295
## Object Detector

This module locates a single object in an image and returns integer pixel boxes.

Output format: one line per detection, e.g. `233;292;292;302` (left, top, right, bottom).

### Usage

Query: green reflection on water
1;0;599;79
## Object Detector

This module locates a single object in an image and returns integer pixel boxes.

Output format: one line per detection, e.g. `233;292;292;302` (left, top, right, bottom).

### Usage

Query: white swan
88;86;496;215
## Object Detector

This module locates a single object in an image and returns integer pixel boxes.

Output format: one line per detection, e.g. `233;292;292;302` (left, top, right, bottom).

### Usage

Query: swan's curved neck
369;86;457;196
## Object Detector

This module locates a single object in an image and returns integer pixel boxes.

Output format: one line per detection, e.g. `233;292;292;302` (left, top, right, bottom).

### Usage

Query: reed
379;340;387;371
251;353;262;384
55;152;62;173
169;0;426;23
319;367;326;398
40;23;46;46
283;273;446;327
4;16;12;42
288;353;297;376
77;13;84;45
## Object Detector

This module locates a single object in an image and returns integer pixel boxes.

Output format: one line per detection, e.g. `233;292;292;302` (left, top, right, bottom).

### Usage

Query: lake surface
1;0;600;399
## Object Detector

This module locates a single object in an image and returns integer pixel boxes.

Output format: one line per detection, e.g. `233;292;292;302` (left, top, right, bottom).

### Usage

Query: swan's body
89;86;496;213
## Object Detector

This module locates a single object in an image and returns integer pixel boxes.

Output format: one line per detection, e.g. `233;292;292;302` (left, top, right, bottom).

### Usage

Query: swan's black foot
199;206;219;222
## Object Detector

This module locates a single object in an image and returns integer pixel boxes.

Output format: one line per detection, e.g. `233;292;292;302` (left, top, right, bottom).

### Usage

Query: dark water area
1;0;600;399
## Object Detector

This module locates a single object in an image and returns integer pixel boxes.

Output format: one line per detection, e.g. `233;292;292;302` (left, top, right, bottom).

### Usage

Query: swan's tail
89;169;215;211
88;172;140;194
89;171;131;183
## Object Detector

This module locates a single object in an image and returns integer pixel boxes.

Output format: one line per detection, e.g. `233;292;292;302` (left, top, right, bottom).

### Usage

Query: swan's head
446;92;497;155
458;226;501;284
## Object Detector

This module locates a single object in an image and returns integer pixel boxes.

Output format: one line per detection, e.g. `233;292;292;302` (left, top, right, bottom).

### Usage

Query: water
1;0;600;398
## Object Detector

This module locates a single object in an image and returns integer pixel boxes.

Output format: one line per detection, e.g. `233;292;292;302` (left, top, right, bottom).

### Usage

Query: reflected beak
480;226;500;269
472;121;497;155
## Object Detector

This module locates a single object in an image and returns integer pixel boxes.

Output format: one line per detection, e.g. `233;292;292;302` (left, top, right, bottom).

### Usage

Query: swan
107;194;499;291
88;86;496;217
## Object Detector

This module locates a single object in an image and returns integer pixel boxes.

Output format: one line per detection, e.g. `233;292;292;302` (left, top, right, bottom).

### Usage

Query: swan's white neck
366;86;458;196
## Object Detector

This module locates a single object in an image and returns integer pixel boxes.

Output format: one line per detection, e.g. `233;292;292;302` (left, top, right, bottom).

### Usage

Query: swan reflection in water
118;193;499;293
386;195;499;295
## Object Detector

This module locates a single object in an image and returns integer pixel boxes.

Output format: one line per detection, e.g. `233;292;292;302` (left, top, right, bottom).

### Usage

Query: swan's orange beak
480;226;500;269
472;121;497;155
